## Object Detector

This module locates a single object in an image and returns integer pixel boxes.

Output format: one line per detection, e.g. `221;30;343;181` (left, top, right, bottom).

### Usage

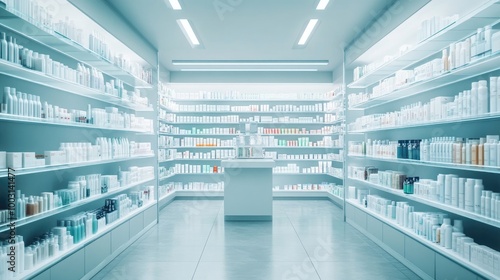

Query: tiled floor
91;200;421;280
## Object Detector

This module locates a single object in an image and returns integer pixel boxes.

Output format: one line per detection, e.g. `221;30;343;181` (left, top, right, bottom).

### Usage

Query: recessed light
177;19;200;46
172;60;329;66
168;0;182;10
316;0;330;10
298;19;318;45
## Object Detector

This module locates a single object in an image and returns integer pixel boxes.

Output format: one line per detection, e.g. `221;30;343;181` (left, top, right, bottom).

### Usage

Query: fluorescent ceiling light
316;0;330;10
178;19;199;46
180;69;319;72
298;19;318;45
168;0;182;10
172;60;328;66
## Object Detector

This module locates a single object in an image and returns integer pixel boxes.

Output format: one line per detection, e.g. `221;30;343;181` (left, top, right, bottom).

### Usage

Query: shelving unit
158;84;345;200
344;1;500;278
0;3;158;279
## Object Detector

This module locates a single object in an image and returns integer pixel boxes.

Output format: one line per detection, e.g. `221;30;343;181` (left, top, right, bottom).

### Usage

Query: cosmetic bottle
36;96;41;118
5;87;13;114
478;80;488;115
491;77;498;112
28;94;34;117
497;77;500;113
471;139;478;165
485;25;492;54
22;93;28;117
465;179;475;212
6;35;14;63
490;139;498;167
465;140;471;165
478;138;485;165
17;91;23;116
437;174;445;203
474;179;484;214
13;38;19;64
458;178;465;209
485;191;492;217
471;82;478;116
448;43;455;69
484;140;490;166
481;191;486;215
451;177;459;207
0;32;7;60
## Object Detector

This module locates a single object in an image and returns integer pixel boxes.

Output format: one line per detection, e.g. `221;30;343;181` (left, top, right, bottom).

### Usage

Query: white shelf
172;158;223;161
267;146;344;149
159;191;177;203
0;155;155;178
348;154;500;174
349;51;500;110
0;177;155;233
17;201;157;280
0;113;152;132
0;7;153;88
274;159;342;162
0;59;153;111
273;190;330;198
173;173;224;175
327;174;344;180
347;0;500;89
160;133;237;137
166;111;335;114
159;174;175;181
349;112;500;133
159;159;175;163
274;173;335;176
159;121;335;125
346;199;499;280
348;177;500;229
167;146;234;149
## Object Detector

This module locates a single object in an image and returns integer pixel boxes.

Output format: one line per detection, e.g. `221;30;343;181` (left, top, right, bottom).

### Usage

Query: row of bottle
163;89;337;101
3;0;153;85
350;77;500;130
273;182;337;191
173;164;224;174
0;189;153;279
265;152;343;161
164;103;332;112
162;181;225;192
0;30;149;105
160;113;334;124
1;87;153;131
273;161;333;174
358;192;500;276
160;126;338;135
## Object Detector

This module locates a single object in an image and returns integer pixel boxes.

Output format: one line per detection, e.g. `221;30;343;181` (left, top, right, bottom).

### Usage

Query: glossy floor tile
91;200;421;280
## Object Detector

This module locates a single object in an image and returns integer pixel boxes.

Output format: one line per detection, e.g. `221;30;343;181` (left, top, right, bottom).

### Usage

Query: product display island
221;159;275;221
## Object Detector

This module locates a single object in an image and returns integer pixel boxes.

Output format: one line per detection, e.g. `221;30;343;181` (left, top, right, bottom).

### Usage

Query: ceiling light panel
316;0;330;10
168;0;182;10
298;19;318;45
172;60;329;66
178;19;200;46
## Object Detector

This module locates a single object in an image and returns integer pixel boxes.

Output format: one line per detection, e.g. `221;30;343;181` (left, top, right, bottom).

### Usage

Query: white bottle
0;32;7;60
471;82;478;116
490;77;497;113
497;77;500;113
17;92;23;116
490;140;498;167
465;179;475;212
458;178;465;209
7;36;14;63
36;96;42;118
474;179;484;214
477;80;488;115
440;218;452;247
28;94;34;117
22;93;28;117
5;87;13;114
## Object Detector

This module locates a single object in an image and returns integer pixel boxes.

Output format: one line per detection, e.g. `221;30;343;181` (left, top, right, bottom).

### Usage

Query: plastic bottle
474;179;484;214
7;36;14;63
478;80;488;115
17;92;23;116
465;179;475;212
490;77;497;113
0;32;7;60
471;82;478;116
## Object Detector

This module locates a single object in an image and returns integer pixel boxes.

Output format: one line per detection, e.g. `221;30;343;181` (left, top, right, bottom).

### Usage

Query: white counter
222;159;275;221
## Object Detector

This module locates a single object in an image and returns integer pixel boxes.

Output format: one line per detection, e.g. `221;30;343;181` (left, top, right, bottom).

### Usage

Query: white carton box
7;153;22;169
0;151;6;169
23;152;36;168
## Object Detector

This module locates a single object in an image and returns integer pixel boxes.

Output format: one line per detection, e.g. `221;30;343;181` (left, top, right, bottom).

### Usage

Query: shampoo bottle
474;179;484;214
490;77;497;113
478;80;488;115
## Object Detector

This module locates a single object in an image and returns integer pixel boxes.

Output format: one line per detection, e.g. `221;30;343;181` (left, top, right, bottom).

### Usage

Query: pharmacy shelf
0;60;153;112
266;146;344;149
274;173;336;176
167;146;234;149
346;199;498;280
0;113;153;133
326;192;345;206
172;158;223;161
348;154;500;174
166;111;334;114
160;133;237;137
348;112;500;133
349;51;500;109
159;191;176;203
159;174;175;181
18;201;157;280
274;159;342;162
174;190;224;197
273;190;330;198
328;174;344;180
0;177;155;234
0;155;155;178
347;0;500;88
0;7;153;88
348;177;500;229
159;159;175;163
173;173;224;176
160;121;335;125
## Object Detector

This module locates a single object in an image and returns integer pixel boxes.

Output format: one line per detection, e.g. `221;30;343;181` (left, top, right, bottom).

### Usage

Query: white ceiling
103;0;398;73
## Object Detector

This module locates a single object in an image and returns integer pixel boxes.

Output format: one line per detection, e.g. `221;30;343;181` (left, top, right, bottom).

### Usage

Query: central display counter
221;159;275;221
